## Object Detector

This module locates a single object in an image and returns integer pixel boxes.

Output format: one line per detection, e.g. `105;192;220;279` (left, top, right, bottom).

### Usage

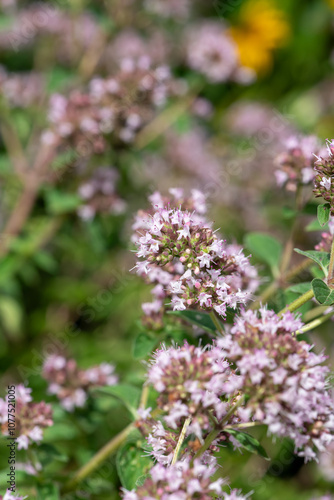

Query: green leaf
133;332;157;359
282;207;297;219
294;249;330;276
0;296;22;336
306;218;328;232
317;203;331;227
93;384;141;418
36;443;67;466
287;282;312;295
225;429;270;460
168;309;217;333
36;483;60;500
34;251;58;273
45;189;81;215
43;422;80;442
311;278;334;306
116;441;153;490
244;233;282;273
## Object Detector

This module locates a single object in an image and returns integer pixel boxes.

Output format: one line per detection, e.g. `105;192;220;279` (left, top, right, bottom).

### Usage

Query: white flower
29;426;43;443
320;176;331;191
17;435;29;450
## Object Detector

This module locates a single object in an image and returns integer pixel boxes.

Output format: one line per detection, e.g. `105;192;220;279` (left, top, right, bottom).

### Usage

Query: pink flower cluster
185;22;255;84
218;308;334;461
0;3;103;63
42;355;118;412
0;385;53;450
275;135;326;192
77;166;126;220
122;459;226;500
0;491;28;500
46;58;175;152
133;190;258;323
0;66;44;108
314;140;334;215
142;306;334;463
147;343;236;438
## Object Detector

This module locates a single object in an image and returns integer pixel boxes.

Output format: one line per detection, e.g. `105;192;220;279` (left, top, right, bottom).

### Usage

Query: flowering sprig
133;191;258;320
0;491;28;500
275;135;325;191
0;385;53;450
218;308;334;461
77;166;126;220
185;21;255;84
314;141;334;215
46;58;178;153
122;459;227;500
42;355;118;412
146;343;236;438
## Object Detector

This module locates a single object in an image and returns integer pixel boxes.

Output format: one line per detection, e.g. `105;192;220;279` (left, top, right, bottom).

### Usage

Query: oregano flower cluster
46;59;178;153
275;135;325;191
133;190;259;322
141;307;334;466
42;355;118;412
122;459;227;500
147;343;237;438
314;140;334;215
0;385;53;450
218;308;334;461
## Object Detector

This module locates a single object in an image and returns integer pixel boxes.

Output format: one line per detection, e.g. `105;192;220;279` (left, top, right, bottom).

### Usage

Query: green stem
62;422;134;493
193;397;244;461
296;310;334;335
209;311;224;335
250;258;312;311
303;305;328;322
224;422;263;430
171;417;192;465
278;289;314;316
62;384;151;492
193;428;221;461
327;237;334;284
250;281;278;311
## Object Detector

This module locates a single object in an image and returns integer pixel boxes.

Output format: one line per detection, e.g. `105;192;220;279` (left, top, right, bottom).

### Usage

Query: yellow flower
228;0;290;74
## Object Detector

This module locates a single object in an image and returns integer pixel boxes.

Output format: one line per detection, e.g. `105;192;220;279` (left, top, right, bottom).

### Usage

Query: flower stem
250;258;312;311
171;417;192;465
278;289;314;316
327;237;334;284
193;428;221;461
296;310;334;335
209;311;224;335
62;384;151;493
224;422;263;431
193;397;244;462
62;422;134;493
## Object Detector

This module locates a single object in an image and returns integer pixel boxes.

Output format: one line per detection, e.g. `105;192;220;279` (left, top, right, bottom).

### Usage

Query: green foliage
294;248;330;276
116;441;153;490
287;282;312;295
317;203;331;227
93;384;141;419
244;233;282;274
312;278;334;305
168;309;218;334
36;443;67;467
225;429;270;460
44;189;81;215
36;483;60;500
133;331;158;359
